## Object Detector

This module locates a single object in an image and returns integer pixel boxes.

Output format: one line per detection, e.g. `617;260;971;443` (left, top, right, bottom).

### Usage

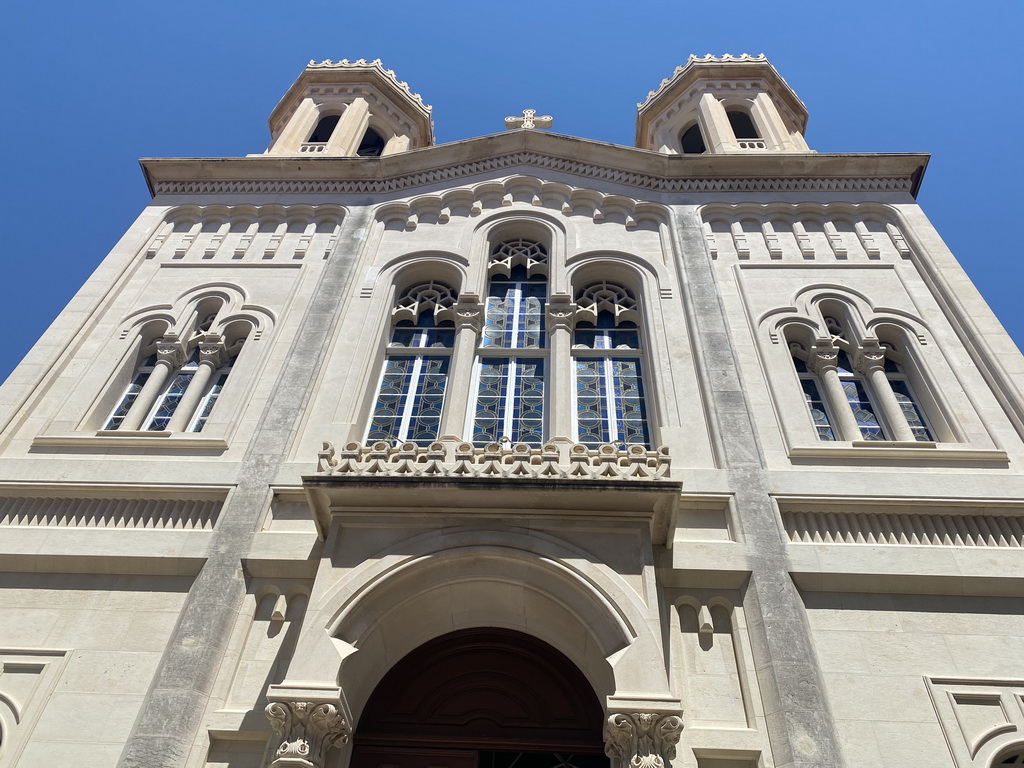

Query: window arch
727;109;760;140
104;299;251;433
367;281;457;446
307;114;340;144
680;123;706;154
996;746;1024;765
470;238;549;445
356;127;386;157
572;281;650;446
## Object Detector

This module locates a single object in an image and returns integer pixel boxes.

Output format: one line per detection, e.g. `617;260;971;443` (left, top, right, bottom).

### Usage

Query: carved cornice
142;134;927;199
148;157;915;197
604;711;684;768
316;437;671;481
305;58;430;112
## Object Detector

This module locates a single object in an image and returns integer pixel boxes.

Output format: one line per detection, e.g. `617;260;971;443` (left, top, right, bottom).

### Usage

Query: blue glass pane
574;316;640;350
800;378;836;441
104;373;148;430
841;379;884;440
472;357;545;444
890;379;934;441
190;373;228;433
146;373;194;430
836;350;855;376
574;357;649;447
481;274;547;349
368;356;449;445
391;318;454;348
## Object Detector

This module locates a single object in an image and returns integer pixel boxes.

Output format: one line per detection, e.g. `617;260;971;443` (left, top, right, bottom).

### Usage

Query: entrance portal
350;628;609;768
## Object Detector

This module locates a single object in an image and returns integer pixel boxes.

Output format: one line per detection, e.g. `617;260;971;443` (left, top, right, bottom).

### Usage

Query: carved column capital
806;343;840;376
453;293;484;333
155;333;188;367
197;335;229;368
546;293;577;332
604;710;684;768
852;342;887;373
265;686;351;768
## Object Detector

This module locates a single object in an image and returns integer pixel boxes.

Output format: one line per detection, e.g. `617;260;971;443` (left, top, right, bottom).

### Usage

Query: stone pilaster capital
545;293;577;332
198;334;229;368
453;293;484;332
806;343;840;376
852;342;887;374
265;685;351;768
603;701;684;768
155;333;188;367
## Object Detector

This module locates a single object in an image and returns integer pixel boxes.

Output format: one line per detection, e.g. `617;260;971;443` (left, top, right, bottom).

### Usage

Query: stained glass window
572;307;649;447
472;358;545;445
189;372;229;433
836;350;884;440
481;265;546;349
369;308;454;446
471;244;549;445
145;351;201;431
885;358;934;441
793;356;836;441
104;354;157;430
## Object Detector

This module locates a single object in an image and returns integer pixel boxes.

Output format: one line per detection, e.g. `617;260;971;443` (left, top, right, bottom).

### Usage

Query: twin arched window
790;315;934;443
367;240;652;448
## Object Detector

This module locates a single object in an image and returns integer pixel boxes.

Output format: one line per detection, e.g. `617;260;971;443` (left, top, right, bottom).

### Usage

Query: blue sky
1;0;1022;383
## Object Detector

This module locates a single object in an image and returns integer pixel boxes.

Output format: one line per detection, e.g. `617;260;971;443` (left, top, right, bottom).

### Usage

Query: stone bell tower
264;58;433;158
635;53;810;155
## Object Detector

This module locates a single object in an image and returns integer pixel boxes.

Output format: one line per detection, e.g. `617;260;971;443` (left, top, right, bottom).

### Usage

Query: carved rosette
265;699;351;768
604;711;684;768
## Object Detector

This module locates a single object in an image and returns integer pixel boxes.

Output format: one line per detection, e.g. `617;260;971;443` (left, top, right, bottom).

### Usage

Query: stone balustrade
299;143;328;153
316;436;671;481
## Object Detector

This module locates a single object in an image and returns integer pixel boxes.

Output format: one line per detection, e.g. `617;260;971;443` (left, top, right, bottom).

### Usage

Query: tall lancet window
368;282;457;446
572;282;650;446
790;349;836;441
472;239;548;445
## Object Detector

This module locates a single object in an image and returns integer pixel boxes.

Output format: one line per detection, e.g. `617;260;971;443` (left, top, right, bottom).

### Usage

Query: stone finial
505;109;553;130
604;711;684;768
265;687;351;768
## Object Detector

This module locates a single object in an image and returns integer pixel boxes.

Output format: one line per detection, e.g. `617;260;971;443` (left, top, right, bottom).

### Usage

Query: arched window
367;281;456;445
572;282;649;446
307;114;340;144
789;315;934;443
997;746;1024;765
103;302;247;433
680;123;706;154
727;110;760;140
356;127;386;157
471;239;548;445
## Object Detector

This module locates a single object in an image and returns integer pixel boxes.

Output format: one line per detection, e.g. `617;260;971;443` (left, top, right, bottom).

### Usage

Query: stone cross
505;109;553;130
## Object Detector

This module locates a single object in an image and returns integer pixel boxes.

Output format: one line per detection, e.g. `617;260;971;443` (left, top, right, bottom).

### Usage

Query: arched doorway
350;628;609;768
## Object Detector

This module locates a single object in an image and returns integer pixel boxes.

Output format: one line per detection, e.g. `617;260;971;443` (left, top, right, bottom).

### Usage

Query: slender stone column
118;335;187;431
545;293;576;440
269;98;320;155
327;98;369;156
381;134;410;156
165;338;228;433
808;345;862;441
604;708;684;768
440;294;482;439
855;346;917;442
697;93;736;153
116;208;373;768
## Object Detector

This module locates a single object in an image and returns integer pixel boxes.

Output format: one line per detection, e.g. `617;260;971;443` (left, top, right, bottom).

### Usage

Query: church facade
1;55;1023;768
